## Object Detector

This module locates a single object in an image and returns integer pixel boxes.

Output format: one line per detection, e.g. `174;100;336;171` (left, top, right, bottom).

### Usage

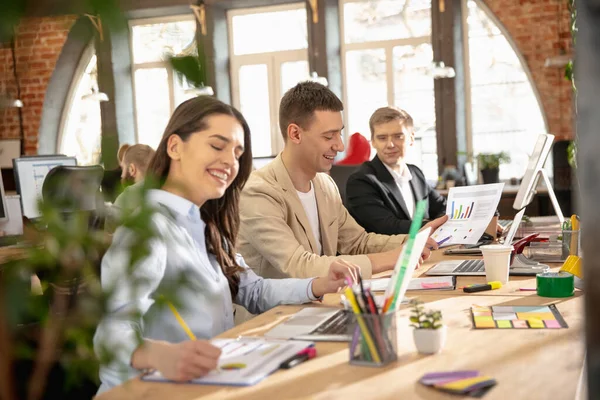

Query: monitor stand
530;168;565;225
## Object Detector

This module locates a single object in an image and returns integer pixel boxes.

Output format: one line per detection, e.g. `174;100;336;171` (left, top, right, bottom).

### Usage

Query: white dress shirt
94;189;317;393
383;162;415;218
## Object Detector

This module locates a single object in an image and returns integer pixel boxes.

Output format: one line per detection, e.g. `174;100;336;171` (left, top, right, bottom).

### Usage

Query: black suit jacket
346;155;447;235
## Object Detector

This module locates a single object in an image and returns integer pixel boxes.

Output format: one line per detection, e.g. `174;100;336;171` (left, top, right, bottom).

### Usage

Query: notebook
142;337;313;386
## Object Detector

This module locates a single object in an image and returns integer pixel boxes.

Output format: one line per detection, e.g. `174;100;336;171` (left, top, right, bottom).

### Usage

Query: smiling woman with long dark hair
93;96;359;393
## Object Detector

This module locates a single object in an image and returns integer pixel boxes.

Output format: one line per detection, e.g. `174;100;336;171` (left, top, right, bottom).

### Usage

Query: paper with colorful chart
142;338;313;386
471;304;568;329
431;183;504;247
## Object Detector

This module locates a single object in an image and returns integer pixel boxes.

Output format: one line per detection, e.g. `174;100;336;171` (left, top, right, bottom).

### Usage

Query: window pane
134;68;171;148
131;20;196;63
393;43;437;180
343;0;431;44
231;8;308;55
60;55;102;166
346;49;387;138
467;0;546;180
280;60;309;96
239;64;272;157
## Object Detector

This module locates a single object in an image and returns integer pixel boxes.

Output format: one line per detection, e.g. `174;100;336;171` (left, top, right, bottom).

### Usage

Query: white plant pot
413;325;447;354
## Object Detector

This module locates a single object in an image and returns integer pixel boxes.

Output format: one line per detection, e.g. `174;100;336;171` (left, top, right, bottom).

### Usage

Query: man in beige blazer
238;82;447;280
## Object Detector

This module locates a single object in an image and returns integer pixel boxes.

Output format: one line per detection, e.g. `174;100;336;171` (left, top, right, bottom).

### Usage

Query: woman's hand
135;339;222;382
311;259;360;298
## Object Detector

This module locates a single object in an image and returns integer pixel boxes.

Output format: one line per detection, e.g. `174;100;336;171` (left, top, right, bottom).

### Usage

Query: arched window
467;0;548;180
58;44;102;166
340;0;548;182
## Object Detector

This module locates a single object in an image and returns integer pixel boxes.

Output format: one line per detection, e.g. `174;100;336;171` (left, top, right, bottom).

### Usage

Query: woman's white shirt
94;189;317;393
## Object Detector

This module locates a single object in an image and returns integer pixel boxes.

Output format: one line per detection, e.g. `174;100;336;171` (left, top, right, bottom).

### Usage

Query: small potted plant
410;299;447;354
477;152;511;184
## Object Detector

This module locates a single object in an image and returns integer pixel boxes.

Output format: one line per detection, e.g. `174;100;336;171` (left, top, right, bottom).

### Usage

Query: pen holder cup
561;229;580;259
348;312;398;367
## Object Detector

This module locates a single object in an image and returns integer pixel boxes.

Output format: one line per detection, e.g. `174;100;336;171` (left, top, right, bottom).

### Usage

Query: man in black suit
346;106;447;235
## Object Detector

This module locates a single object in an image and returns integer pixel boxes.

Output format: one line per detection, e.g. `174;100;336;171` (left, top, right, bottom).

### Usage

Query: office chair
42;165;105;229
329;164;360;205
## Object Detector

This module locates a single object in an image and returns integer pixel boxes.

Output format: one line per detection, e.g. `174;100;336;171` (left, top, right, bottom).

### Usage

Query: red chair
336;132;371;165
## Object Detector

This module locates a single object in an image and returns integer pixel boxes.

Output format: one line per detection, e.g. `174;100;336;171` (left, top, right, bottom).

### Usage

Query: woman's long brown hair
146;96;253;299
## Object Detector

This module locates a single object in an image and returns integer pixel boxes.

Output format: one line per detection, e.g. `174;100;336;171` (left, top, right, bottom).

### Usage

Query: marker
463;281;502;293
436;236;452;246
279;347;317;369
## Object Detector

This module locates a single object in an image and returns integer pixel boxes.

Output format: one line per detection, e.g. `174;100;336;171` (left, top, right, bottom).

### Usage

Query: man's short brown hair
123;144;155;175
369;106;414;138
279;81;344;141
117;143;131;163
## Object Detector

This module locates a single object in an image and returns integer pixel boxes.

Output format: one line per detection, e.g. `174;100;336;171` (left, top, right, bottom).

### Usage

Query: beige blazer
238;154;406;280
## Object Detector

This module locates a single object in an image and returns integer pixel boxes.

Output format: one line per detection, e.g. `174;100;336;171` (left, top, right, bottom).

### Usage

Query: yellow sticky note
516;312;554;320
475;317;496;328
496;320;512;329
527;318;544;328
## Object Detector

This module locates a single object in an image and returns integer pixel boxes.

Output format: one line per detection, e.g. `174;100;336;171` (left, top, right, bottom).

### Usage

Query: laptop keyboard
454;259;485;273
313;311;351;335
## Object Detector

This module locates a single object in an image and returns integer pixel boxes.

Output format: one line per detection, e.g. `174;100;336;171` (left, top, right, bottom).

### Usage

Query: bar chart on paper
450;201;475;220
431;183;504;246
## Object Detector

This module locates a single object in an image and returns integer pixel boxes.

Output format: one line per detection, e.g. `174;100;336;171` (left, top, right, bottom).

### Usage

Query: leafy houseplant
410;299;447;354
477;152;511;184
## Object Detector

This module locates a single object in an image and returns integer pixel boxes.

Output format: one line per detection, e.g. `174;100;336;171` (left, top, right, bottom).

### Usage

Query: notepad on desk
366;276;456;292
142;337;314;387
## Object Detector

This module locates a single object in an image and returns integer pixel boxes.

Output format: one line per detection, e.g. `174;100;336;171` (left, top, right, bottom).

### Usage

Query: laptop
426;209;549;276
264;307;352;342
264;228;432;342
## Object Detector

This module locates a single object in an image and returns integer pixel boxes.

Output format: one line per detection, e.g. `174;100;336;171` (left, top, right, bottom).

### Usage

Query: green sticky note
496;320;512;329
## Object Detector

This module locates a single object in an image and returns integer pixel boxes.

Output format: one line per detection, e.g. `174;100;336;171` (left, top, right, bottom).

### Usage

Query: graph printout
431;183;504;246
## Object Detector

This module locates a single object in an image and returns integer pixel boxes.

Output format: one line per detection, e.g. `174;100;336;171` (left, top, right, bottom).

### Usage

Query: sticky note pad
513;306;549;313
474;317;496;328
527;318;545;328
516;312;554;320
491;306;514;313
544;319;561;329
511;320;528;329
496;320;512;329
492;313;517;320
473;311;492;317
472;306;491;313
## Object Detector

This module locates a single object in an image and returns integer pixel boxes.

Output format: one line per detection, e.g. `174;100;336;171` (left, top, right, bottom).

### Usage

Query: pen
279;347;317;369
463;281;502;293
436;236;452;246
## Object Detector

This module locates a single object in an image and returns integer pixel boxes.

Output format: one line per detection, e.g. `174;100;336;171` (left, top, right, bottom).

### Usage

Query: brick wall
0;16;76;155
484;0;574;140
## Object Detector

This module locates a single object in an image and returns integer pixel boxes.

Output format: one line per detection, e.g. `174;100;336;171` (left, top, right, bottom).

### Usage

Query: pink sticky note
544;319;561;329
512;320;528;329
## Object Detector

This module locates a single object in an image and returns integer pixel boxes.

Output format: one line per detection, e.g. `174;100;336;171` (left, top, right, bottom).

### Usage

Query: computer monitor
13;155;77;219
512;134;564;224
0;172;9;223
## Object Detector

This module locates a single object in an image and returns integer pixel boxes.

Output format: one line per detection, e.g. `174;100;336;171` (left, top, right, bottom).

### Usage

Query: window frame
128;14;196;144
227;2;309;156
57;41;97;154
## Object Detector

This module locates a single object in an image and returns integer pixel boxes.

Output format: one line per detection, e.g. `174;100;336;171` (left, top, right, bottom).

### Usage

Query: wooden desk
97;252;584;400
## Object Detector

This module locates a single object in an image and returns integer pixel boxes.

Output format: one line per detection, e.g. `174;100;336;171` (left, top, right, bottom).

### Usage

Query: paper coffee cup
480;244;514;284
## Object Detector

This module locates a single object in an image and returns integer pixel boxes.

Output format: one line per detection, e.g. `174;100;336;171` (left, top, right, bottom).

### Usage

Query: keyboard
453;259;485;274
313;310;351;335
